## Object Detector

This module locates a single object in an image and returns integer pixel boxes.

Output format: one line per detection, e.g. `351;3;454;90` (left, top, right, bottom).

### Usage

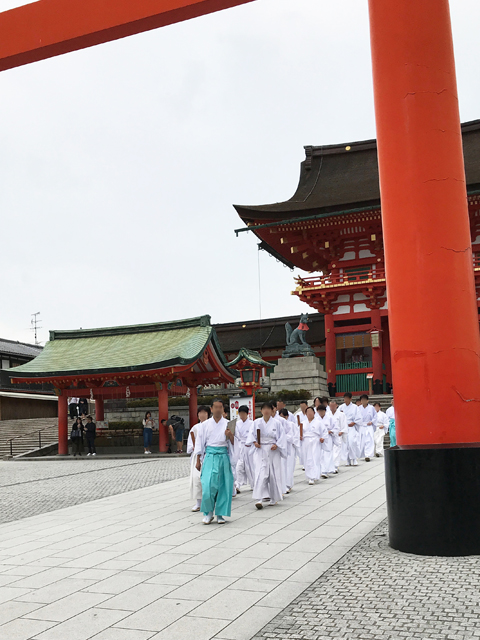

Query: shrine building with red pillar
235;119;480;398
9;316;236;455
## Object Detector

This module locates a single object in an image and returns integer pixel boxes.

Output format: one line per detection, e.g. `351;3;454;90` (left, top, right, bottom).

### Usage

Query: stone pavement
0;458;191;525
0;459;386;639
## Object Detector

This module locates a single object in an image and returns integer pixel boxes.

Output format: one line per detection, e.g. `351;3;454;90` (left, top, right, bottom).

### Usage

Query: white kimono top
235;418;254;444
386;406;395;422
339;402;362;428
303;417;328;440
357;404;377;429
331;409;348;435
193;416;233;460
375;410;389;432
246;417;288;459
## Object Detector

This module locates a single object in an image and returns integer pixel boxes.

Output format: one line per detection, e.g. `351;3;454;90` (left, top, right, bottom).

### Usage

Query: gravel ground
253;520;480;640
0;458;190;524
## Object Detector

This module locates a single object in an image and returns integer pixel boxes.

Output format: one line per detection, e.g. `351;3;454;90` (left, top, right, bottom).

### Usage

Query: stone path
0;459;386;639
0;458;191;524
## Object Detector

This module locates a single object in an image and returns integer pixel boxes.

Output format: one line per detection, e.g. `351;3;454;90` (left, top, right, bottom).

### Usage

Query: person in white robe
338;392;361;466
194;399;235;525
187;405;211;512
246;402;287;508
301;406;327;484
316;405;336;477
357;394;377;461
373;402;388;457
294;400;309;466
278;408;299;493
234;406;255;488
330;400;348;469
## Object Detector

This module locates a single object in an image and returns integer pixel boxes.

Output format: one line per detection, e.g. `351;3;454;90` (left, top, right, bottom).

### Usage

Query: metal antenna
31;312;42;345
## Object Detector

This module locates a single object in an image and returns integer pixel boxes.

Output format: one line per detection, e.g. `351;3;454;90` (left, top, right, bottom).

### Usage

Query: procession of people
190;394;395;524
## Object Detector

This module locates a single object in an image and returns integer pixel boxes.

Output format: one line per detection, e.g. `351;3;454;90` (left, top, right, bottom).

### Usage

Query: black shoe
365;457;371;462
375;453;380;457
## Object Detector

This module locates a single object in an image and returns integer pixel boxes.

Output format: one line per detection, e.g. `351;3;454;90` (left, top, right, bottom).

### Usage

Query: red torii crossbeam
0;0;255;72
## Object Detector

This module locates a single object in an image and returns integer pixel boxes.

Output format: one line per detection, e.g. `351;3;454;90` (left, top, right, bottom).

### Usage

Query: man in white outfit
330;400;348;469
373;402;388;457
357;394;377;462
338;392;361;466
386;399;395;423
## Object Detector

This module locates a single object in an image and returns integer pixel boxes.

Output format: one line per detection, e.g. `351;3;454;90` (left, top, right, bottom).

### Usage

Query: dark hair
279;408;289;418
238;405;249;415
261;401;274;411
277;398;285;404
360;394;369;401
317;405;326;412
161;419;167;425
306;406;316;416
374;402;381;408
197;405;211;418
344;392;353;399
271;400;277;408
86;415;93;421
144;411;152;420
300;400;308;406
211;398;224;407
321;397;329;404
314;397;321;405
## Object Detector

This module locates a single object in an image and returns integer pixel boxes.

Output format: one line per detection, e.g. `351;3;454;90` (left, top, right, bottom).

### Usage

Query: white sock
196;499;202;508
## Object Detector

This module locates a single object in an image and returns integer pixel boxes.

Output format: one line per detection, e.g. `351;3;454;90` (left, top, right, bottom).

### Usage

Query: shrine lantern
226;348;270;418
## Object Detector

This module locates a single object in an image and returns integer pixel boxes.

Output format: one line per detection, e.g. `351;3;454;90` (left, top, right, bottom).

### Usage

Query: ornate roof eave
226;348;271;369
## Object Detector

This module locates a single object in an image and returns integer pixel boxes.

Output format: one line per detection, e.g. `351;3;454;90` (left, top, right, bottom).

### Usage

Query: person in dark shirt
84;415;97;456
71;417;84;457
78;398;88;419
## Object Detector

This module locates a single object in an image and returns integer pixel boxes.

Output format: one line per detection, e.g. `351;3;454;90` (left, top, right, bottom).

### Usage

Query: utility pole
31;312;42;345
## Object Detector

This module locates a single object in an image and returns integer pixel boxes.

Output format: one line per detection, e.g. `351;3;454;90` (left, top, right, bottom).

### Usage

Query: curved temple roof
234;119;480;223
9;316;234;380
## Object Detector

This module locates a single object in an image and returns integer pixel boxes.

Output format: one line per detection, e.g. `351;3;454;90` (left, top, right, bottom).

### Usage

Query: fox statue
285;314;310;346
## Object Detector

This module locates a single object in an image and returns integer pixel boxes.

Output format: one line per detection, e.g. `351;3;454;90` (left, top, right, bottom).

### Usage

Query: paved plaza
1;457;477;640
0;458;386;639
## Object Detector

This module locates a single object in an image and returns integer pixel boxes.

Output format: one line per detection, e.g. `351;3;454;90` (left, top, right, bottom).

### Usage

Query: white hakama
247;417;287;504
187;422;204;501
338;402;361;465
318;414;337;475
234;417;255;487
280;415;299;491
332;409;348;468
374;409;388;456
357;404;377;459
302;418;327;482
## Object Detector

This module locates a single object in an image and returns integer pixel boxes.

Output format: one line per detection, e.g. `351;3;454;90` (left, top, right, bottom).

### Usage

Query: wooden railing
296;267;386;290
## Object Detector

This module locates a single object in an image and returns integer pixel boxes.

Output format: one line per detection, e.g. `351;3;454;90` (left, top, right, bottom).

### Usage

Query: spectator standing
143;411;156;454
85;415;97;456
78;397;88;419
71;417;84;457
68;397;78;420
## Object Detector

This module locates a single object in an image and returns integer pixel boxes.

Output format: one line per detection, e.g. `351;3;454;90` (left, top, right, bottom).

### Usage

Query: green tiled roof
226;348;270;368
9;316;224;378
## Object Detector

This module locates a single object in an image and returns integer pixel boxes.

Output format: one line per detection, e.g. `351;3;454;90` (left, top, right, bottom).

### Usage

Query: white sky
1;0;479;345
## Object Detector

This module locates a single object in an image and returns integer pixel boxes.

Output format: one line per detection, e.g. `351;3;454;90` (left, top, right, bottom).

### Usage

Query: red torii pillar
369;0;480;555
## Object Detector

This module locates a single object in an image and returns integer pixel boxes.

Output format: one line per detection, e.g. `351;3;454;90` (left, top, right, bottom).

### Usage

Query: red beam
0;0;256;72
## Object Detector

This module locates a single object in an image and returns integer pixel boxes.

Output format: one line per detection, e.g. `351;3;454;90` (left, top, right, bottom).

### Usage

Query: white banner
229;396;254;421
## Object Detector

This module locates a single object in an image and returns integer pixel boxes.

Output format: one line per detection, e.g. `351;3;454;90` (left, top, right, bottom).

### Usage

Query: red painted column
324;313;336;393
382;320;393;392
95;398;104;422
58;392;68;455
188;387;198;430
368;0;480;446
158;386;169;452
371;308;383;393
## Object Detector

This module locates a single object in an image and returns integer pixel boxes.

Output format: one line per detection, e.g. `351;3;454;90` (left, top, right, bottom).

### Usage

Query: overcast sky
1;0;479;345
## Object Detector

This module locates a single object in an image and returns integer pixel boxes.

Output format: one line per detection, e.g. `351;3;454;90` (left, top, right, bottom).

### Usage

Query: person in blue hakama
194;398;234;525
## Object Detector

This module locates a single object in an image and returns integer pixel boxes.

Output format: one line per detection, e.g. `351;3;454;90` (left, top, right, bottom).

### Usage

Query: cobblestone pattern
253;521;480;640
0;458;190;524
